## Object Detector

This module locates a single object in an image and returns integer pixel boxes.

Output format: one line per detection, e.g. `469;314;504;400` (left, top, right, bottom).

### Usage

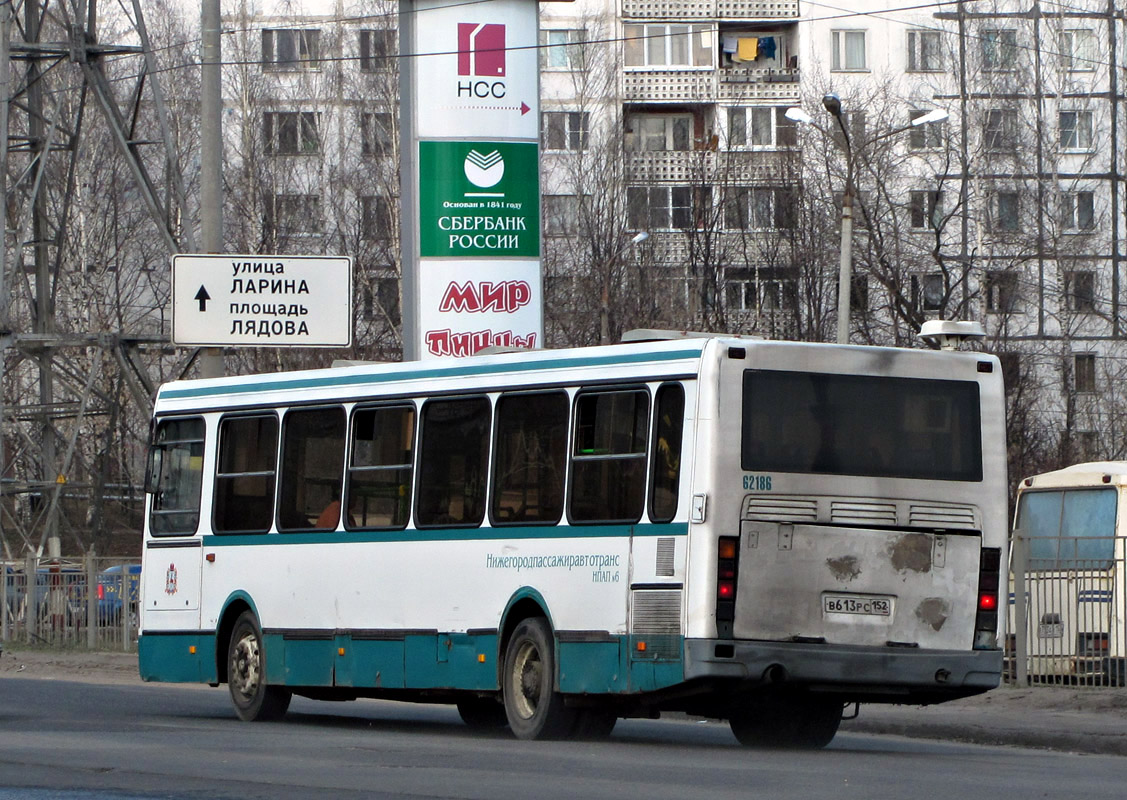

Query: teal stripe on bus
159;347;705;401
200;522;689;547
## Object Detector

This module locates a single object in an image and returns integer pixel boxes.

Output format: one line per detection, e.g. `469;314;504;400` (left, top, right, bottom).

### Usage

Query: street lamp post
600;231;650;344
785;97;949;344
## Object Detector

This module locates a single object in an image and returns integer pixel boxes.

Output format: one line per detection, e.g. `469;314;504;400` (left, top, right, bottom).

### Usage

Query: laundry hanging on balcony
734;37;759;62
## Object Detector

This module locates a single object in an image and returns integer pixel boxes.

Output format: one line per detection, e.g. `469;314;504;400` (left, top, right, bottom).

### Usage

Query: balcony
622;70;717;103
626;150;718;183
621;0;799;19
718;66;800;103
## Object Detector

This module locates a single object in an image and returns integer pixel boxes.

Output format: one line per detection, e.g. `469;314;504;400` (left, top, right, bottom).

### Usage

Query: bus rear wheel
502;617;577;740
227;610;292;721
729;696;842;750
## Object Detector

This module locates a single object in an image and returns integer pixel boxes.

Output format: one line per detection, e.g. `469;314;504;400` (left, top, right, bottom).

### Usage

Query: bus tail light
716;536;739;638
1078;632;1110;656
973;547;1001;650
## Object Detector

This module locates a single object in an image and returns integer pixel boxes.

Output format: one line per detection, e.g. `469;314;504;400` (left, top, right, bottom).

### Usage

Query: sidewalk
3;647;1125;755
840;684;1127;756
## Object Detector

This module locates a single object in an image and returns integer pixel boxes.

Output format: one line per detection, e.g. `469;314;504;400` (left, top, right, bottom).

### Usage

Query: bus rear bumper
684;639;1002;699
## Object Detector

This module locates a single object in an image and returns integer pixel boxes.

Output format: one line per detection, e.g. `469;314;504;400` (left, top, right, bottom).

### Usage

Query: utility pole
200;0;225;378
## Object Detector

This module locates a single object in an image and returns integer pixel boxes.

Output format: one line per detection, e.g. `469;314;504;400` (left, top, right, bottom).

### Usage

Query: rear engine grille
908;504;977;529
656;537;675;577
630;589;682;661
743;496;817;522
831;500;897;526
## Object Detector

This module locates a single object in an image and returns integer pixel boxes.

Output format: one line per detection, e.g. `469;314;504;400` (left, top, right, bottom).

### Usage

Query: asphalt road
1;677;1124;799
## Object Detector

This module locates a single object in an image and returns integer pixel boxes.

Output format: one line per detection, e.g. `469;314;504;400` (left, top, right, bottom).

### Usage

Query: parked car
97;563;141;624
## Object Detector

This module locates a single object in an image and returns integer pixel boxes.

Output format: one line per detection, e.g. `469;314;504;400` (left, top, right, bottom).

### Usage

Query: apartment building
221;0;1126;465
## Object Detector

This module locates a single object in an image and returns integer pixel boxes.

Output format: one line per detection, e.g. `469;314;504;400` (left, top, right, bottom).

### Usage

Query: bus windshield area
741;370;982;482
1016;488;1117;570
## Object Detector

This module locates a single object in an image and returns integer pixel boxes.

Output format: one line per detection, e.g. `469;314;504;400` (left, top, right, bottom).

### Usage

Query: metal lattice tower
0;0;191;559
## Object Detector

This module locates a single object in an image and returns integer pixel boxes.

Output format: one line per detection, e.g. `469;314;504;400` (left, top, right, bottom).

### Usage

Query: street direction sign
171;254;353;347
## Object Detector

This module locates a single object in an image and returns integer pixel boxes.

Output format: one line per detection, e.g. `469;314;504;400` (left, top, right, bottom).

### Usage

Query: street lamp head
784;106;813;124
631;231;650;245
822;93;843;118
911;108;949;126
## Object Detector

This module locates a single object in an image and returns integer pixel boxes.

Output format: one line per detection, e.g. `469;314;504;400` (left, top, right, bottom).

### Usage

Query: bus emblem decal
165;563;178;596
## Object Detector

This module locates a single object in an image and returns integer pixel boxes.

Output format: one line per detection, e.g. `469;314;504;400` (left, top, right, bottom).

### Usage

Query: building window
624;24;712;68
361;112;393;156
725;187;796;230
543;111;589;151
265;194;322;237
628;186;710;230
361;195;392;239
541;29;586;70
1060;191;1095;232
1065;271;1096;312
985;271;1018;313
630;114;692;151
361;277;401;325
984;108;1016;151
981;29;1017;71
359;29;396;72
1059;29;1095;72
262;29;320;71
1059;111;1093;151
263;111;320;155
724;269;796;312
850;274;869;313
907;30;942;71
831;30;867;71
908;109;944;150
1074;353;1096;393
543;194;580;235
912;274;945;312
727;107;796;149
991;192;1020;232
909;190;943;230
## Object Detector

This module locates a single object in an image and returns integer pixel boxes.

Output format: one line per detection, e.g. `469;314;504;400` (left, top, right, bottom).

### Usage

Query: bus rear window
741;370;982;482
1016;488;1116;569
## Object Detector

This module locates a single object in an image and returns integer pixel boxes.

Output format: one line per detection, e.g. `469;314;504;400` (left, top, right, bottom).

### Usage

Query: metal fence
1007;533;1126;687
2;556;140;651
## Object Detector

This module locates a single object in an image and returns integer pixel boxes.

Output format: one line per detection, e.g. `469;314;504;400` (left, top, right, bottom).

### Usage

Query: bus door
141;417;206;624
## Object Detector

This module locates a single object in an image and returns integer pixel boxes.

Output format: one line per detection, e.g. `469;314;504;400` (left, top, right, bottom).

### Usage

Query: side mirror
144;447;162;494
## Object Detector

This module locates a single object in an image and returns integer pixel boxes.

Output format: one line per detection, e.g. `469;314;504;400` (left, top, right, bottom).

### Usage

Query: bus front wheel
729;696;842;749
227;610;292;722
502;617;577;740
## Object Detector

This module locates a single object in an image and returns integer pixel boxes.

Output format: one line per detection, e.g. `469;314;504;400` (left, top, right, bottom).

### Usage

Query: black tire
456;696;510;730
227;610;292;721
502;617;577;740
729;696;842;750
571;708;617;740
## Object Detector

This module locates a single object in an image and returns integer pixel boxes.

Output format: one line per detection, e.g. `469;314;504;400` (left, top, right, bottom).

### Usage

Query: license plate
823;593;892;617
1038;623;1064;639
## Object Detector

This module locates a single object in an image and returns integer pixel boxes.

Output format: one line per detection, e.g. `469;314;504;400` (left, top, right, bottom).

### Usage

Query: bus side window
277;407;347;532
491;392;568;525
347;404;416;530
148;417;206;536
650;383;685;523
214;415;278;534
416;397;491;527
570;389;649;523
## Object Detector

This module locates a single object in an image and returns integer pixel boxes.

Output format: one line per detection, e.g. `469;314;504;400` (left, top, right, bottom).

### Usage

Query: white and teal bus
139;332;1007;747
1011;463;1127;685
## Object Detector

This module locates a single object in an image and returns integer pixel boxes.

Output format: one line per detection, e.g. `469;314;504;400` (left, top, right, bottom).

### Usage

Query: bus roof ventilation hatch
917;320;986;351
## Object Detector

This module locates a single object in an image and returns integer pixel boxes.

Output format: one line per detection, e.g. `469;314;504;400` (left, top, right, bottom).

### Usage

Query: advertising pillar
400;0;541;360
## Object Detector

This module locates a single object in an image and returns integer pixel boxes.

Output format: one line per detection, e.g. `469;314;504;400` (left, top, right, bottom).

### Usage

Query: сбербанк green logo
418;140;539;258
